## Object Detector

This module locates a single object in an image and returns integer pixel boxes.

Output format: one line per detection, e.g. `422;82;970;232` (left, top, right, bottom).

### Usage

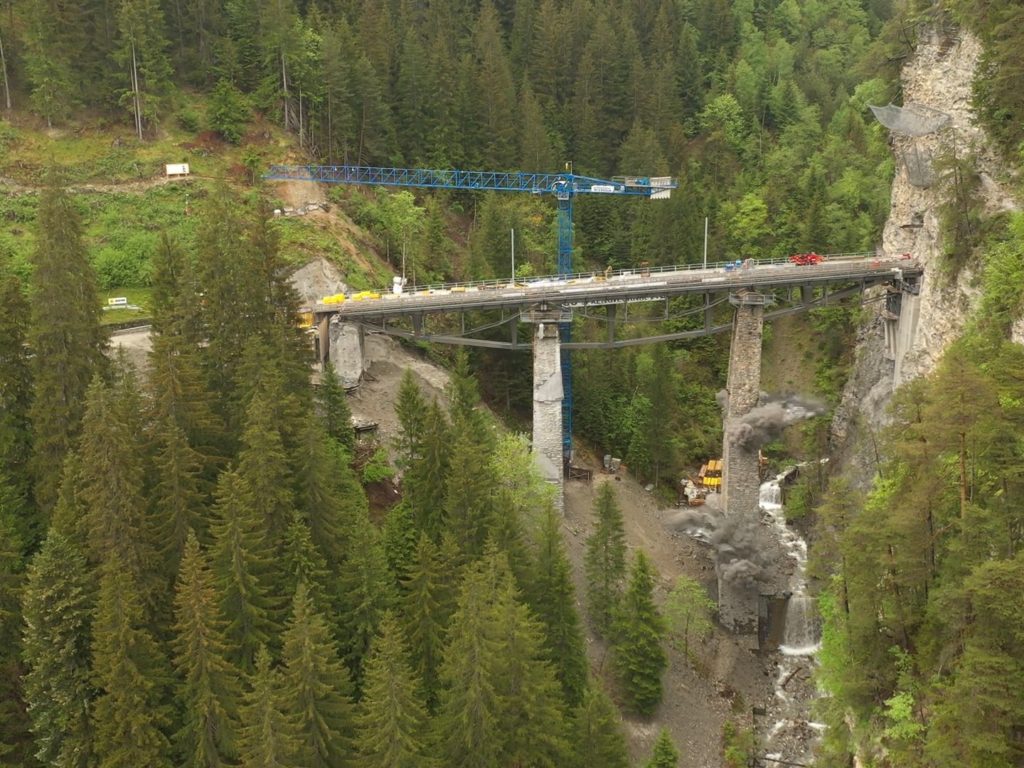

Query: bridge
317;252;921;641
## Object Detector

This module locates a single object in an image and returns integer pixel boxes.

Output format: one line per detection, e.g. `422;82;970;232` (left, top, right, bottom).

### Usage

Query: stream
760;477;823;765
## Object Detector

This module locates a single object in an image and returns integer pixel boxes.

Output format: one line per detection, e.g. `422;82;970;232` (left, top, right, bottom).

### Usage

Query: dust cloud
668;508;773;587
728;394;826;448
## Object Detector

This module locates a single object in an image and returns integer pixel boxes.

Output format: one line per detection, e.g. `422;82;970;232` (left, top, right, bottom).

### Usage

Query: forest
2;0;1024;765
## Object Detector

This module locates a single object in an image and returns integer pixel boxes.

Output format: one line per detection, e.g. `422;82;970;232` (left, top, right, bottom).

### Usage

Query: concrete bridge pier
719;292;766;642
525;308;565;511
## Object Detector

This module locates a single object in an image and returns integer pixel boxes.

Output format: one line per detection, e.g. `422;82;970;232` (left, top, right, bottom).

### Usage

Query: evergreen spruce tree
172;531;240;767
151;415;207;575
394;369;427;471
382;501;419;581
0;498;30;765
21;532;96;768
443;425;497;561
282;582;357;768
92;556;173;768
435;558;503;768
569;685;630;768
78;373;159;607
236;390;296;549
283;513;331;611
316;364;355;452
294;416;361;566
114;0;174;138
355;612;434;767
209;469;279;671
0;255;32;517
336;513;397;683
400;533;454;708
584;482;628;636
529;505;588;706
27;170;106;515
644;729;680;767
488;570;569;766
405;400;450;540
612;551;667;716
237;646;299;768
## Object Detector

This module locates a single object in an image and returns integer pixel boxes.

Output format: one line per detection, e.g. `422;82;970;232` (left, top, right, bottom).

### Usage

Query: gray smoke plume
668;508;774;587
729;394;826;448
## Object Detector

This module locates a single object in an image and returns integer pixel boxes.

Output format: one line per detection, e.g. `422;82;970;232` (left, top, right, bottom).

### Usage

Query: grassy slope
0;98;396;315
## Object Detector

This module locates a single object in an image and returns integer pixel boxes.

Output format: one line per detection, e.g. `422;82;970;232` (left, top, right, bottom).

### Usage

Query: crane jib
264;165;676;199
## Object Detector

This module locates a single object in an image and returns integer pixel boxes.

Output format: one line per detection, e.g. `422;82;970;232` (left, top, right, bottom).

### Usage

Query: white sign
107;297;129;307
165;163;190;177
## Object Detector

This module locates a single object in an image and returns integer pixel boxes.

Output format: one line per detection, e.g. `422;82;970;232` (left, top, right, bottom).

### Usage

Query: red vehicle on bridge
789;252;824;266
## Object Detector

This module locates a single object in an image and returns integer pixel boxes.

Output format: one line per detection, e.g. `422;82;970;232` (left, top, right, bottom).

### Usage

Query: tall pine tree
28;171;106;515
355;612;434;767
172;531;240;768
21;531;96;768
584;482;628;636
281;582;357;768
612;551;667;716
91;556;173;768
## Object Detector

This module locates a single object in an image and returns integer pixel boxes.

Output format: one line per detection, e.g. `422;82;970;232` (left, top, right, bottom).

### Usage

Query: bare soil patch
563;460;771;766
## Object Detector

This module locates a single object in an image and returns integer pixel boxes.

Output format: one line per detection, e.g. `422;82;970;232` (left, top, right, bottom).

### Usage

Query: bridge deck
311;255;921;319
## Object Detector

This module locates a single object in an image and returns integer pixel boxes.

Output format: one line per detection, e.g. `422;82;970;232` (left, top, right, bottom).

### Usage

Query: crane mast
265;163;676;457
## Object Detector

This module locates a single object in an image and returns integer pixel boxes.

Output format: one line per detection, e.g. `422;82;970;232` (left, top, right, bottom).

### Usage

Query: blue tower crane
264;163;676;458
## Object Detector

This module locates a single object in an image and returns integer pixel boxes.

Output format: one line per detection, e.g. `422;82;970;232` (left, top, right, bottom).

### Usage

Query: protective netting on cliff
869;103;951;136
870;103;951;188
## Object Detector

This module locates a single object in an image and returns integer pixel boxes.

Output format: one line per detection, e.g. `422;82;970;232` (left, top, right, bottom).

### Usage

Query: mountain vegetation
2;0;1024;764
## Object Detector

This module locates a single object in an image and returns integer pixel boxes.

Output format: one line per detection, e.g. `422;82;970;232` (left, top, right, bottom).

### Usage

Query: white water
761;475;822;764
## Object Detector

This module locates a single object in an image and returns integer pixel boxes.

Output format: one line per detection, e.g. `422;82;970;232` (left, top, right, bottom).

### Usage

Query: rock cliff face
831;26;1017;483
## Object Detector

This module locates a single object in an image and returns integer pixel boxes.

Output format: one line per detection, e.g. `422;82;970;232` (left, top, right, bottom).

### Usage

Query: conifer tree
612;551;667;716
78;373;159;606
236;390;296;549
644;729;679;767
529;505;588;706
382;501;419;581
0;255;32;514
151;415;207;575
400;533;453;708
584;482;628;636
444;429;497;560
405;400;450;540
92;556;173;768
355;612;434;767
209;469;279;671
281;582;357;768
336;513;397;683
394;369;428;469
294;416;360;566
489;570;569;766
0;498;29;764
21;531;96;768
28;170;106;515
316;364;355;452
237;646;299;768
569;685;630;768
283;513;331;611
435;558;503;768
172;531;240;768
115;0;174;138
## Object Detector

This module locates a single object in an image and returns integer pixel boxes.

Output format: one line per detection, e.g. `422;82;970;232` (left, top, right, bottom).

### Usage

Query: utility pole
511;227;515;284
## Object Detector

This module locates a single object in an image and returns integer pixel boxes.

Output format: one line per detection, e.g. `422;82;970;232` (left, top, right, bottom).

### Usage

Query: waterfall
760;477;824;762
759;480;782;509
781;595;821;656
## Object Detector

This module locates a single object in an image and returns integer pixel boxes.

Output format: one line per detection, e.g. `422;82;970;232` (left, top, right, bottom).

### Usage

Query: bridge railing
311;250;898;309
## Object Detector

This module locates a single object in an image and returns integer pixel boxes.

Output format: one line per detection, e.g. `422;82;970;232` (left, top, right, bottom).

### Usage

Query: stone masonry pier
719;292;766;641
